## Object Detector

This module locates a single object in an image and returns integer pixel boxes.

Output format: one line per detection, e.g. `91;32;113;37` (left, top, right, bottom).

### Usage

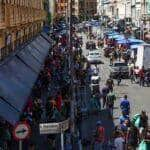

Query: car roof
91;76;99;80
113;61;126;64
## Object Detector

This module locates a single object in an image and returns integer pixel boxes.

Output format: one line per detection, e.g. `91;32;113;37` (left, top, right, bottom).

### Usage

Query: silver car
87;50;102;64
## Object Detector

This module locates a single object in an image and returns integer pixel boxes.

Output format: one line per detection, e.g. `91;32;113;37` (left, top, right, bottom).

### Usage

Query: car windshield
114;63;127;67
89;52;99;56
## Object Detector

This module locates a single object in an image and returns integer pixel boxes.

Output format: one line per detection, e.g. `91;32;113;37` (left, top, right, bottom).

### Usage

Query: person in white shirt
114;131;125;150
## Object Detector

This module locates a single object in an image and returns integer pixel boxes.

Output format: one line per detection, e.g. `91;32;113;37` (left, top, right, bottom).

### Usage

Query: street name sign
39;119;69;134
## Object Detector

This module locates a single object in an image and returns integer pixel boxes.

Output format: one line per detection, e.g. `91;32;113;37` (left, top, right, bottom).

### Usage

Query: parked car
109;61;129;78
87;50;102;64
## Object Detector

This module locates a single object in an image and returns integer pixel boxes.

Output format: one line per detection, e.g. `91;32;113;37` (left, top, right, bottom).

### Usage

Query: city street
0;0;150;149
86;26;150;122
79;26;150;141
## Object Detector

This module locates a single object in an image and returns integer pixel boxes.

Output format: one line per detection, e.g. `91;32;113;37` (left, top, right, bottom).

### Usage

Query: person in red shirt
139;66;145;86
56;91;62;112
94;121;105;149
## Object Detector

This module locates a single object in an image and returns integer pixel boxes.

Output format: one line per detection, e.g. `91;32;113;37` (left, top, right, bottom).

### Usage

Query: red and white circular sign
13;123;31;141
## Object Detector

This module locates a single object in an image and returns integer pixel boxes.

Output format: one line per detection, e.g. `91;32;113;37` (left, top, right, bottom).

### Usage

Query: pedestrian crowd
93;76;150;150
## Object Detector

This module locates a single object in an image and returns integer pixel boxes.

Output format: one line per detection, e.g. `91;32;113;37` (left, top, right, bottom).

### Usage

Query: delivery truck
135;44;150;70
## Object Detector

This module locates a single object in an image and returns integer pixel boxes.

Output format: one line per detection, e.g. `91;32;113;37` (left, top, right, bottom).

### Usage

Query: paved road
90;27;150;125
79;26;150;129
77;32;114;147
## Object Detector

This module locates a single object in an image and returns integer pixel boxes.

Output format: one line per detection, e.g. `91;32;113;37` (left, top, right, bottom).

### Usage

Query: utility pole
84;0;86;21
68;0;76;147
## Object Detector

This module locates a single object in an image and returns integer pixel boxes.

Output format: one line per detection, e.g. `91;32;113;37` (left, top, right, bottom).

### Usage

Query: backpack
95;127;105;142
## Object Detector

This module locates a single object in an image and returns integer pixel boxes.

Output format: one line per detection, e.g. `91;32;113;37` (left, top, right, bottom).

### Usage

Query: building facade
56;0;68;17
75;0;97;19
0;0;46;60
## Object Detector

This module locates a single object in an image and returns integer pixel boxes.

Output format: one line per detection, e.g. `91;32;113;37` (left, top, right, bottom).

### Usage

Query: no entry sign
13;123;31;141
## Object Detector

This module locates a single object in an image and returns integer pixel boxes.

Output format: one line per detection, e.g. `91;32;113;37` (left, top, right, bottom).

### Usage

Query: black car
86;41;96;50
109;61;129;78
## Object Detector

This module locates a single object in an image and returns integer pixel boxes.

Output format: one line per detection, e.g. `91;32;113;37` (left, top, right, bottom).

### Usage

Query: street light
68;0;76;146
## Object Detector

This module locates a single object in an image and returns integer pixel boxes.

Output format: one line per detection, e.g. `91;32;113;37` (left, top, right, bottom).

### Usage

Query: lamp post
68;0;76;147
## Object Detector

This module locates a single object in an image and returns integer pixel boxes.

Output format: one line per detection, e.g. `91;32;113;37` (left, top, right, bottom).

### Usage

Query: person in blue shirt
120;95;130;115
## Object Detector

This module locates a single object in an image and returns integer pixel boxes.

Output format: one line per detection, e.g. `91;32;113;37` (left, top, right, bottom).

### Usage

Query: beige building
74;0;97;19
56;0;68;17
0;0;46;60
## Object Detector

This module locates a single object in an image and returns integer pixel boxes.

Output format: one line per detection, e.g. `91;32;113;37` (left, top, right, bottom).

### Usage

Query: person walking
116;68;122;86
114;131;125;150
126;124;139;150
94;121;105;150
101;85;109;108
139;66;145;86
106;77;114;91
106;90;116;117
120;95;130;116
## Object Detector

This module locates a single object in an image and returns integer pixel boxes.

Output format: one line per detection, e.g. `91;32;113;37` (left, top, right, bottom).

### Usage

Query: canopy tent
0;33;51;125
117;39;131;44
108;34;124;39
116;38;144;45
129;38;144;43
130;44;142;49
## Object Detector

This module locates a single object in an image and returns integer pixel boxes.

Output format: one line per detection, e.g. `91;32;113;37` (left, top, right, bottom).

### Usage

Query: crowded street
0;0;150;150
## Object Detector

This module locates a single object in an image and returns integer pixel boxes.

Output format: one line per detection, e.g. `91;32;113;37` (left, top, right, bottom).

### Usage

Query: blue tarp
129;38;144;43
116;38;144;45
108;34;124;39
130;44;141;49
0;34;51;125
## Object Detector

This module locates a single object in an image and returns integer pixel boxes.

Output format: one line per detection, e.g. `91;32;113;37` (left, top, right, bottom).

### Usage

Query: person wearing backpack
126;123;140;150
94;121;105;150
106;90;116;116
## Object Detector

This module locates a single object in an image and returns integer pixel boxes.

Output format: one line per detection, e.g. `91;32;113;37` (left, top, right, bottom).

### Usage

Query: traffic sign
39;119;69;134
13;123;31;141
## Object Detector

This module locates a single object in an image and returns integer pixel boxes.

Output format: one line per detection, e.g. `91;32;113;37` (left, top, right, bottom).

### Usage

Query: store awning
0;34;51;125
0;98;20;125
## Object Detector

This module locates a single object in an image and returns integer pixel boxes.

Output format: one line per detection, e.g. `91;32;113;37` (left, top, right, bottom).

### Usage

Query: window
0;1;5;22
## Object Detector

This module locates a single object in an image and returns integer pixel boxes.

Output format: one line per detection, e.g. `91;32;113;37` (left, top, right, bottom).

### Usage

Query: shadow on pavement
80;109;115;142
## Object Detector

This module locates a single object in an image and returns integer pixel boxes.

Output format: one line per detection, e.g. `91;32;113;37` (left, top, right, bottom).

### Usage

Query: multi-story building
56;0;68;17
49;0;56;24
0;0;46;60
75;0;97;20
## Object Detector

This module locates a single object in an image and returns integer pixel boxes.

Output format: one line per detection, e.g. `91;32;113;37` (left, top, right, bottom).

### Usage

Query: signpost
39;119;69;150
13;123;31;150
